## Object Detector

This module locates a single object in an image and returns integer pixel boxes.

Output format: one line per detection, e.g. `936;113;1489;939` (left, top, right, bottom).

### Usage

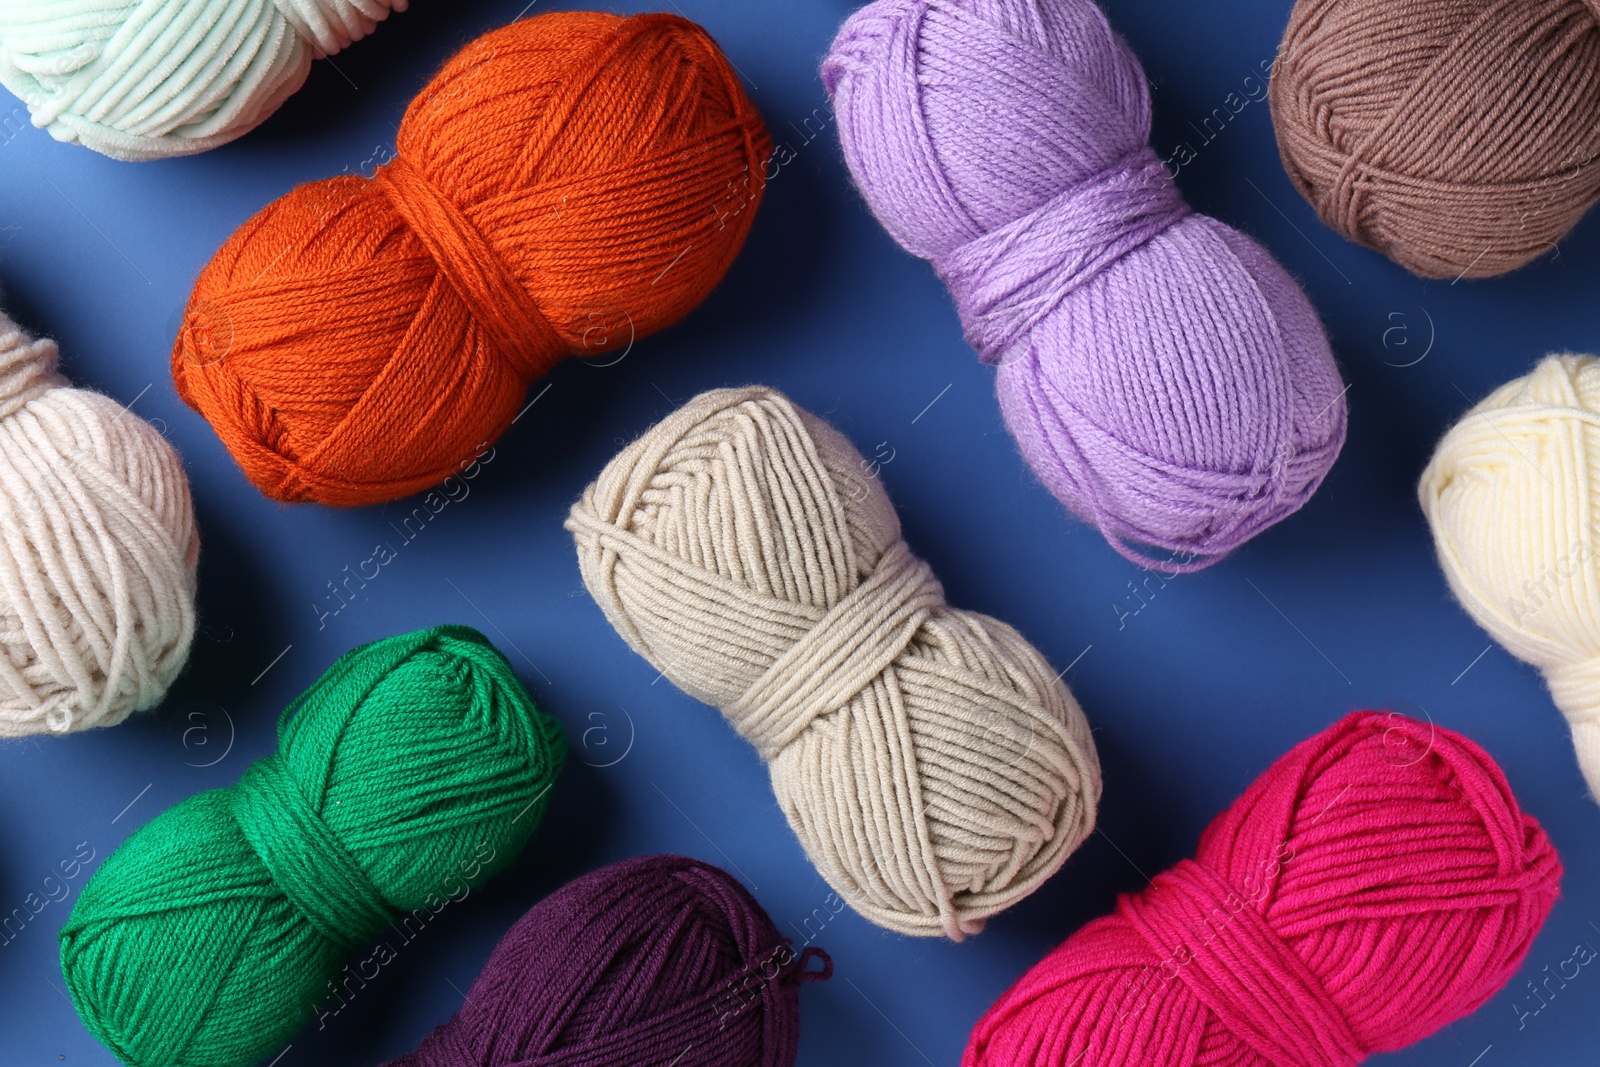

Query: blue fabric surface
0;1;1596;1063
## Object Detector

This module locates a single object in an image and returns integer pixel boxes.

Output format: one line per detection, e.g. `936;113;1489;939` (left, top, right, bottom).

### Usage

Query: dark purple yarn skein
383;855;831;1067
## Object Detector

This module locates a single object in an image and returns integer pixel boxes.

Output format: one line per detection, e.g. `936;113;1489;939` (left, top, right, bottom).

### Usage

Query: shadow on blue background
0;1;1597;1064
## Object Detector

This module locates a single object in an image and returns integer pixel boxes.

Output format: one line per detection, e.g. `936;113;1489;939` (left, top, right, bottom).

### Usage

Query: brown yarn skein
1270;0;1600;279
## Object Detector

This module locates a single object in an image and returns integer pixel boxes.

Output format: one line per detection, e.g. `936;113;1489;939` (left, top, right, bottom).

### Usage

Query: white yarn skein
0;0;407;162
0;310;198;736
1420;354;1600;801
568;386;1101;939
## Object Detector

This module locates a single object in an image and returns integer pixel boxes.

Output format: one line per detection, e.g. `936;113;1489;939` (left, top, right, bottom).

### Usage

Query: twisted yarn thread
0;307;196;737
1271;0;1600;279
822;0;1347;571
0;0;405;161
173;12;770;506
567;386;1101;939
1420;354;1600;802
60;625;566;1067
384;855;832;1067
965;711;1561;1066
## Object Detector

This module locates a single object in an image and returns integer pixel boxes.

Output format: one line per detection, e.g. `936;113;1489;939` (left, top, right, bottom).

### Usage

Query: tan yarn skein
0;309;198;736
567;387;1100;939
1270;0;1600;279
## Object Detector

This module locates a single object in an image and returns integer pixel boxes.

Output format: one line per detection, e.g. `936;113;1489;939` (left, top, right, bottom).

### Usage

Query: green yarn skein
59;624;565;1067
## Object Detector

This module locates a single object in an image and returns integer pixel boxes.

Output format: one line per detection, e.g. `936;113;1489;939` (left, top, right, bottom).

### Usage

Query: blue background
1;0;1598;1064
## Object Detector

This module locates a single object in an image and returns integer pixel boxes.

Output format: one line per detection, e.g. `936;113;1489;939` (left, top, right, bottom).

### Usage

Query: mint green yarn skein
0;0;407;162
59;624;565;1067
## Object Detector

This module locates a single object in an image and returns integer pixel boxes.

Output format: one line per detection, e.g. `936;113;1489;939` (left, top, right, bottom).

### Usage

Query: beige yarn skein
0;309;198;737
1420;354;1600;801
568;386;1100;939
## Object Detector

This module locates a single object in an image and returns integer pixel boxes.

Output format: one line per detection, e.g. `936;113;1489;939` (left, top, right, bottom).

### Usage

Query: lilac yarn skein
381;855;831;1067
822;0;1347;571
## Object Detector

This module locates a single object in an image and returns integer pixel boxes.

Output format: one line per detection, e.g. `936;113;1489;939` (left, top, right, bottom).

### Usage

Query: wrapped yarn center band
936;147;1192;365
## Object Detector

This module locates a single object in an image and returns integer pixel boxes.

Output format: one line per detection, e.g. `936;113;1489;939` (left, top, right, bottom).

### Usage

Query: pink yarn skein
965;712;1560;1066
823;0;1348;570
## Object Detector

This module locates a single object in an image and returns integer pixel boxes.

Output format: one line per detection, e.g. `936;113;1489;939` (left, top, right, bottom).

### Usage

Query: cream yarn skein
0;309;198;736
1421;354;1600;801
0;0;406;162
567;386;1101;939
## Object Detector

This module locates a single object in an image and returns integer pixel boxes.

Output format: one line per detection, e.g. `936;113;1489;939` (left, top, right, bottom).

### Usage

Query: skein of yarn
1271;0;1600;279
1420;354;1600;802
567;386;1101;940
60;625;566;1067
822;0;1347;571
965;711;1561;1066
0;0;406;161
385;855;832;1067
173;11;770;506
0;306;197;737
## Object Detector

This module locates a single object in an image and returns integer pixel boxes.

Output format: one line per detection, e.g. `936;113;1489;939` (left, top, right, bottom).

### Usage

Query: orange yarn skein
173;12;770;506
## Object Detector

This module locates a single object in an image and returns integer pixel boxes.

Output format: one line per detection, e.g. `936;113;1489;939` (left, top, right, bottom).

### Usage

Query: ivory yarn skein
567;386;1101;940
1420;354;1600;801
0;307;197;737
0;0;406;161
1271;0;1600;279
823;0;1347;571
